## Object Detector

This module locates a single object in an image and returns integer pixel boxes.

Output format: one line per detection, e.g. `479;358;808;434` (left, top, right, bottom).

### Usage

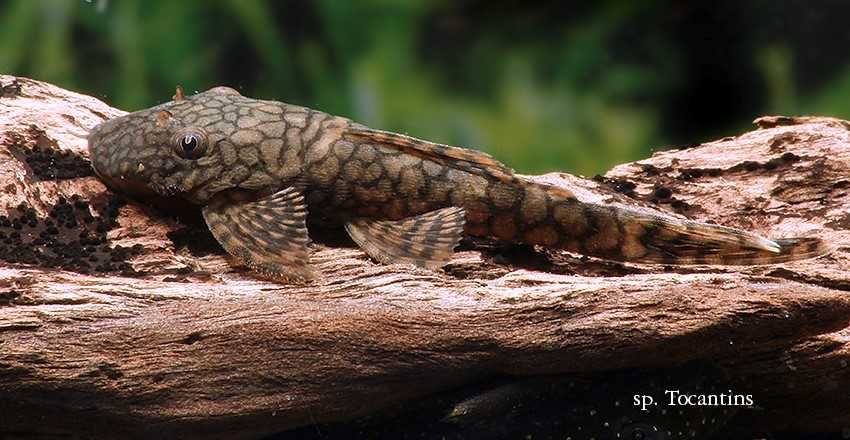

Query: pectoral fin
345;207;467;269
202;187;315;281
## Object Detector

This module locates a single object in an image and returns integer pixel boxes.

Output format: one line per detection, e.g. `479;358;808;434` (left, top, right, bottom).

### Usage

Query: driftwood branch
0;75;848;438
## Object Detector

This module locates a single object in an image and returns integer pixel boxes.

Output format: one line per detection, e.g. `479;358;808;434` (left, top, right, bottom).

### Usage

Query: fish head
88;86;288;204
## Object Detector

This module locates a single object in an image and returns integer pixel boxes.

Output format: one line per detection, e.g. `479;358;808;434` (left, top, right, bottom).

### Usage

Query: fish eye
172;128;208;159
181;134;198;151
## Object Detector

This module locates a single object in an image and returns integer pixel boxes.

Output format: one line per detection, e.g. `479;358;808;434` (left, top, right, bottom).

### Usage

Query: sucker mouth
93;166;158;197
88;144;158;198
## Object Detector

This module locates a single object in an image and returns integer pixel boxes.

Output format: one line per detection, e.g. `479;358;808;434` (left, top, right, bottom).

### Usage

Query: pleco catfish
88;86;829;281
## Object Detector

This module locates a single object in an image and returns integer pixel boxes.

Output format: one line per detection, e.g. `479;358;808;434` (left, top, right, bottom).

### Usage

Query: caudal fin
632;222;829;265
555;201;831;266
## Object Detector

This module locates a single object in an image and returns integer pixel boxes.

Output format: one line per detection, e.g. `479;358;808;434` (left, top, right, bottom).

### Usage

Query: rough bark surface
0;75;848;438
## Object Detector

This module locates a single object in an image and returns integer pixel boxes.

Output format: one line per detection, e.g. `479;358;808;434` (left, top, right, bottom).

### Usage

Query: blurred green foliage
2;0;849;175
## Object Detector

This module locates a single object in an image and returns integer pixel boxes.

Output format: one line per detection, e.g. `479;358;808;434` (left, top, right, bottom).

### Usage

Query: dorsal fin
346;126;515;182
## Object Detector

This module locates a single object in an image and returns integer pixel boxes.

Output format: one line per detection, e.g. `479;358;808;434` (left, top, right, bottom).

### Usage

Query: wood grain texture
0;75;849;439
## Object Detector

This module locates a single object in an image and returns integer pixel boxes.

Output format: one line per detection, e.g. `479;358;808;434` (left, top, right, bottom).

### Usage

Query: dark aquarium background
2;0;850;176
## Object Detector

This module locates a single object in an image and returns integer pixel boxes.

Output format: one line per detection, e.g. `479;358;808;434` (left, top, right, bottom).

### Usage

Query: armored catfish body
88;86;828;281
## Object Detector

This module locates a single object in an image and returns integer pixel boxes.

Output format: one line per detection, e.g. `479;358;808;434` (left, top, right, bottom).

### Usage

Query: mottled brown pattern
88;87;830;279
